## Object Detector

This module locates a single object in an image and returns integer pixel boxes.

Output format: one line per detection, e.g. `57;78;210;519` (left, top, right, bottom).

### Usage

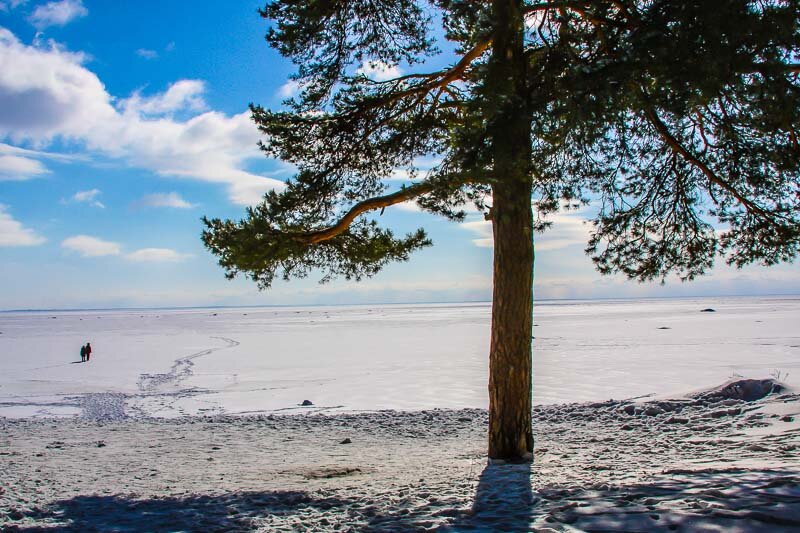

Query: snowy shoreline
2;379;798;531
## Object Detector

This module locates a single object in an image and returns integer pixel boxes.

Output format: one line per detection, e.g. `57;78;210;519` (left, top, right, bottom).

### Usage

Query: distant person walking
85;342;92;362
80;344;86;362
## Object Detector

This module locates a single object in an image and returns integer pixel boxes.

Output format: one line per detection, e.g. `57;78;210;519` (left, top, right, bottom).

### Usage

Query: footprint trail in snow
137;336;240;393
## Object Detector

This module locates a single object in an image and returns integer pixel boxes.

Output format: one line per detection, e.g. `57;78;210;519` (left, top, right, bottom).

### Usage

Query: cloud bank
61;234;120;256
125;248;191;262
135;192;195;209
61;234;190;262
461;209;592;251
0;28;283;205
0;204;45;246
0;152;48;180
29;0;87;29
68;188;104;208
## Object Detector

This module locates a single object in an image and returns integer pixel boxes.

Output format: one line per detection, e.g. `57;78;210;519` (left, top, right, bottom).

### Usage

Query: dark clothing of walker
80;345;86;362
85;343;92;362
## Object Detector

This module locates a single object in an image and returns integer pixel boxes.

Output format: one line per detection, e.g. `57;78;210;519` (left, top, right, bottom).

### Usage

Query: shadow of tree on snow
12;490;353;532
10;466;800;532
443;465;800;532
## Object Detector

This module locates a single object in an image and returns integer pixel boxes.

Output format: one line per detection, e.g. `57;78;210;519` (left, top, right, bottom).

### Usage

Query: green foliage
202;215;430;289
202;184;431;288
203;0;800;288
529;0;800;280
262;0;436;108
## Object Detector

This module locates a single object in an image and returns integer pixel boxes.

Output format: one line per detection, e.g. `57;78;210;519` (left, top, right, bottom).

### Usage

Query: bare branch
376;38;491;102
315;39;490;125
362;39;492;87
638;91;770;219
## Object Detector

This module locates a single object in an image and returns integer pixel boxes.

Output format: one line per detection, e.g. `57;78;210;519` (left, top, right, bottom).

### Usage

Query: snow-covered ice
1;296;798;419
2;296;799;531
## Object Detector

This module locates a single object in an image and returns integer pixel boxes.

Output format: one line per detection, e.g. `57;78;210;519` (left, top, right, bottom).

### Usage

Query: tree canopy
203;0;799;287
202;0;800;460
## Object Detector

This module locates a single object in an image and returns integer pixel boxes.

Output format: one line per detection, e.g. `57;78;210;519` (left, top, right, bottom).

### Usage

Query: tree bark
486;0;534;460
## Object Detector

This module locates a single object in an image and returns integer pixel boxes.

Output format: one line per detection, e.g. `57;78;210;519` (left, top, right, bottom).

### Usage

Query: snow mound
695;378;784;402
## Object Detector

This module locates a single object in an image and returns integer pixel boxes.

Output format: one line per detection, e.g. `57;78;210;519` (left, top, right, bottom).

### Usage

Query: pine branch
299;181;436;244
293;171;483;244
523;1;591;15
345;38;491;115
638;89;772;220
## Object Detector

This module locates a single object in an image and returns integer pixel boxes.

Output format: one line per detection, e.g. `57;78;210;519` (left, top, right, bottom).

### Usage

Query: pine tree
203;0;800;460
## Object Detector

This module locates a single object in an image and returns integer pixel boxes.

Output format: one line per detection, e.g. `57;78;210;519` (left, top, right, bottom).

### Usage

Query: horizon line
2;292;799;314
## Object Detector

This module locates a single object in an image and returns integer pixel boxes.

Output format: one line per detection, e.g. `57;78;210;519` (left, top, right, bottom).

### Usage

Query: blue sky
0;0;798;310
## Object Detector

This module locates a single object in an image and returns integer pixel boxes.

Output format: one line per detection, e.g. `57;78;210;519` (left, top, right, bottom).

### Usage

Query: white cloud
29;0;87;29
357;61;402;81
61;234;120;256
277;79;300;98
0;0;28;12
0;29;283;205
125;247;191;262
0;142;84;180
0;142;85;162
135;48;158;60
0;204;45;246
394;200;422;212
385;156;443;182
524;10;548;31
136;192;195;209
0;28;111;139
72;188;99;202
60;235;190;262
461;219;493;248
0;153;48;180
394;191;485;216
535;211;593;251
460;209;592;250
0;141;85;181
388;169;415;181
319;275;491;294
120;79;207;116
68;188;104;208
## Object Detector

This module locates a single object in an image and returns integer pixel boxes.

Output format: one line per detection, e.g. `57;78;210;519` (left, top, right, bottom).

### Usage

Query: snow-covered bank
1;379;798;531
1;296;799;419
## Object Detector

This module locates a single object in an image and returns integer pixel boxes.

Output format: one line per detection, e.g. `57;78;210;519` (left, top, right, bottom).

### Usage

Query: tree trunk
488;183;534;460
486;0;534;460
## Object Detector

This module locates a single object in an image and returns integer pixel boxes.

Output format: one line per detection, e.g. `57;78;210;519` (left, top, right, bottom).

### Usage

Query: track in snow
137;336;240;393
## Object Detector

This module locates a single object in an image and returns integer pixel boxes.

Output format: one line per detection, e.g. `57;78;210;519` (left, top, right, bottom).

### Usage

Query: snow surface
0;296;798;419
2;296;799;531
2;382;798;531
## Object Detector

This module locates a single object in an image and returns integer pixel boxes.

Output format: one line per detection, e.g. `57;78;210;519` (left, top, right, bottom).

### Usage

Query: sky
0;0;798;310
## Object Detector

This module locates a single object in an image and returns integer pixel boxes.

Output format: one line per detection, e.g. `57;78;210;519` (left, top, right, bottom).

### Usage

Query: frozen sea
0;296;797;419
